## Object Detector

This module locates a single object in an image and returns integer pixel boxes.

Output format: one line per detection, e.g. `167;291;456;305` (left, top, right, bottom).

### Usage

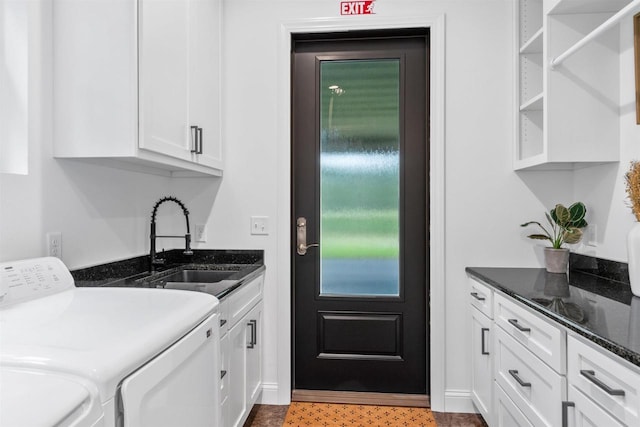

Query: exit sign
340;1;375;15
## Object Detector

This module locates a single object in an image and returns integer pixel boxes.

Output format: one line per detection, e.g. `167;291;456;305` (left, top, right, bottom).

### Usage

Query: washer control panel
0;257;74;307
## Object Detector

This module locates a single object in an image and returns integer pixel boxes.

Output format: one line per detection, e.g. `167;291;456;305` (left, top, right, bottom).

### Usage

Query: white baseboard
443;389;477;414
259;382;287;405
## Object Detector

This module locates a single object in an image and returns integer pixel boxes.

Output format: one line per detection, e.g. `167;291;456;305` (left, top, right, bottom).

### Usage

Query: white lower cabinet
470;287;493;425
469;275;640;427
219;274;264;427
566;335;640;426
494;326;565;426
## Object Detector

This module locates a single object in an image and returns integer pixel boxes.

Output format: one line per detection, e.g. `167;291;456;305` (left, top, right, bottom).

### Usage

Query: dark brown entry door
292;30;429;394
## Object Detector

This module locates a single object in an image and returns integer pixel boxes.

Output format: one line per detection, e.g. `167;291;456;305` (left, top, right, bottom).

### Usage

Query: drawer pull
481;328;490;355
562;401;574;427
580;370;625;396
470;292;486;301
508;318;531;332
220;318;227;327
220;370;227;379
509;369;531;388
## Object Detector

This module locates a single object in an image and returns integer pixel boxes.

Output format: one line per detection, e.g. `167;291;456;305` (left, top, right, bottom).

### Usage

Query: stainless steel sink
161;269;238;283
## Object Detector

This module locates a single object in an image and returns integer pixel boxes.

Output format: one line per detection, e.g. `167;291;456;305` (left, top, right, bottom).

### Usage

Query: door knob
296;217;319;255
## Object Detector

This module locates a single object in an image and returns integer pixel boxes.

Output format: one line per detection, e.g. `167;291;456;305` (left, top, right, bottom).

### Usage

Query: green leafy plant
521;202;588;249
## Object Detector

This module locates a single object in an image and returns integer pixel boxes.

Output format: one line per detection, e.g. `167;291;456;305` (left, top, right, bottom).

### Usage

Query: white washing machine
0;257;220;427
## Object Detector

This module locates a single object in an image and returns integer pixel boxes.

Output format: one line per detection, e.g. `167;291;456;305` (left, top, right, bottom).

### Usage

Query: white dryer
0;257;220;427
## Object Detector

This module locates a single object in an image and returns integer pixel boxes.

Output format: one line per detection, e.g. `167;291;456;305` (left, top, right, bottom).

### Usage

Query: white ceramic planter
544;248;570;273
628;223;640;297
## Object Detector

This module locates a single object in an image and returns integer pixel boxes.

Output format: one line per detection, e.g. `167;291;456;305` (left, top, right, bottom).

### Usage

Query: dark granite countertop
72;249;264;300
466;259;640;368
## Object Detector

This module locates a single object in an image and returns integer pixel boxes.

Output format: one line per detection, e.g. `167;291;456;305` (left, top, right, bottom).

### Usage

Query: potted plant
521;202;588;273
625;161;640;296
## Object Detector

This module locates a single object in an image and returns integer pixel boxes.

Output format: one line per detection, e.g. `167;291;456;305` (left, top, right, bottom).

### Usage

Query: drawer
568;335;640;426
495;293;566;373
495;382;534;427
219;333;230;403
227;274;263;328
567;385;625;427
495;326;566;427
469;277;494;319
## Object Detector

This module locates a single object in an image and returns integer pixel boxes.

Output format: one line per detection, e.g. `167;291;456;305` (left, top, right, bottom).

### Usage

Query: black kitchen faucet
149;196;193;269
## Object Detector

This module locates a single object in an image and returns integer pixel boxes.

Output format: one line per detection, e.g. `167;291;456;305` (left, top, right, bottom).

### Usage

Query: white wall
572;19;640;262
2;0;635;415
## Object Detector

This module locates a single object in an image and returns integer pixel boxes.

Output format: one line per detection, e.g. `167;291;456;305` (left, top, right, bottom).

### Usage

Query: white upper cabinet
515;0;637;170
53;0;222;177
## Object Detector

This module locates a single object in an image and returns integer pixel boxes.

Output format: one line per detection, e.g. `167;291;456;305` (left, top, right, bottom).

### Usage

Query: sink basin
161;269;238;283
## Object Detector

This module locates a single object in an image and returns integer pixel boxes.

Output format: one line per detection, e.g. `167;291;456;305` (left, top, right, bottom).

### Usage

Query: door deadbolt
296;217;319;255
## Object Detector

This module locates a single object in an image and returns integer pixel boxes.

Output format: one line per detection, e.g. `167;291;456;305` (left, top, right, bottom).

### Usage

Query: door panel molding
318;311;402;359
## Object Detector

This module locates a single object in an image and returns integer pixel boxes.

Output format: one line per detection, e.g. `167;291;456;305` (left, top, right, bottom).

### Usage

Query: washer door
118;313;219;427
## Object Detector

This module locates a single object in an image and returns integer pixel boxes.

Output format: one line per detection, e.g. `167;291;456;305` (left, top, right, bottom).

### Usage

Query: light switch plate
195;224;207;242
250;216;269;235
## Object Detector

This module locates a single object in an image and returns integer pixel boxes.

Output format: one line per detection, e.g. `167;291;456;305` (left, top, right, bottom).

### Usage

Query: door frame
274;15;446;411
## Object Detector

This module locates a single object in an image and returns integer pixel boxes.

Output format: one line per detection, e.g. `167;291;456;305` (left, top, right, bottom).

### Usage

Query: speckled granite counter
72;249;264;299
466;255;640;368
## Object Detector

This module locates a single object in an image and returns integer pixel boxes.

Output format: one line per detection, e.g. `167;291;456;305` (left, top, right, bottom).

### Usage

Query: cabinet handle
508;318;531;332
220;318;227;327
247;319;257;349
470;292;486;301
190;126;203;154
220;370;227;379
562;401;574;427
191;126;198;153
580;370;625;396
508;369;531;388
481;328;489;355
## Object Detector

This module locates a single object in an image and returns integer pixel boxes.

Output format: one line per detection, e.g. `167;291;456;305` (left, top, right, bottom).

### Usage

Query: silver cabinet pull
509;369;531;387
247;319;257;349
481;328;489;355
562;401;574;427
580;370;625;396
296;217;319;255
470;292;486;301
190;125;203;154
508;318;531;332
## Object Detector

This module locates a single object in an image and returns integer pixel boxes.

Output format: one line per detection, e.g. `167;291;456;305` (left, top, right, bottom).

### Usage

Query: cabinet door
229;318;248;427
246;303;263;407
138;0;192;161
471;306;493;425
189;0;223;169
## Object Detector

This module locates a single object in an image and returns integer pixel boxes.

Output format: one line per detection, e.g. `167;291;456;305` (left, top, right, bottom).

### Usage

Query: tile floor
243;404;488;427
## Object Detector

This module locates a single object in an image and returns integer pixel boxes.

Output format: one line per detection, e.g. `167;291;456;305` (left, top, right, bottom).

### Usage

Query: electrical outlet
587;224;597;247
250;216;269;235
195;224;207;242
46;232;62;258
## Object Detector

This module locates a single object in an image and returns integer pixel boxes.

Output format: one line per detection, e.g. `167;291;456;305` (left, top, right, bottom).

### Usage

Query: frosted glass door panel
320;60;400;297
